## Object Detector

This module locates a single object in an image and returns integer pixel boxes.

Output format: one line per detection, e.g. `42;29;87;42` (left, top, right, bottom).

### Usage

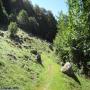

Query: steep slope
0;29;90;90
0;29;50;90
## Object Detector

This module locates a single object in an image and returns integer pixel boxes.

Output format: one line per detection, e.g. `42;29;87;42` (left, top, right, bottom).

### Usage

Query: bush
54;11;90;76
17;9;29;30
8;22;18;37
9;13;16;22
71;35;90;75
28;17;39;34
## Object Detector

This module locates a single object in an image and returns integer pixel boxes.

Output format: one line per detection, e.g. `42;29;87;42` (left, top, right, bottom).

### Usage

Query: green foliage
54;0;90;75
1;0;57;42
17;9;29;30
54;12;77;62
23;0;34;16
34;5;57;42
17;10;39;34
17;9;29;25
8;22;18;37
28;17;39;34
9;13;16;22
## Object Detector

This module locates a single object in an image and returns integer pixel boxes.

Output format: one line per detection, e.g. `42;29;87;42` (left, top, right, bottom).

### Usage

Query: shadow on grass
65;72;81;85
36;58;44;67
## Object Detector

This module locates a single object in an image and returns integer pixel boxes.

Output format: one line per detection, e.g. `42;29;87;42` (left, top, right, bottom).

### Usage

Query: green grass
0;30;45;90
0;30;90;90
35;52;90;90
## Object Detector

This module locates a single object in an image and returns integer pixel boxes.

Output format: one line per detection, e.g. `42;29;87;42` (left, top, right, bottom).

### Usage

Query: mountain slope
0;29;90;90
0;30;43;90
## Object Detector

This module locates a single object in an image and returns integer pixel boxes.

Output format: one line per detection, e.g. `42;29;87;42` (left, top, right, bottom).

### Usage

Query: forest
0;0;90;90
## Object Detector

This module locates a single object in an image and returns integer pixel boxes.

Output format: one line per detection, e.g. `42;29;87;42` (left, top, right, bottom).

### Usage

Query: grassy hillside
0;29;47;90
0;29;90;90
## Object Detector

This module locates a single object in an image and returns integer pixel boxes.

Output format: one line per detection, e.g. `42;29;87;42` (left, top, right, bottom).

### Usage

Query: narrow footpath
35;52;68;90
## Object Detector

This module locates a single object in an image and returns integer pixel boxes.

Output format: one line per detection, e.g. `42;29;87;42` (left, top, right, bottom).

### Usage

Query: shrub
9;13;16;22
17;9;29;30
71;35;90;75
8;22;18;37
54;11;90;76
28;17;39;34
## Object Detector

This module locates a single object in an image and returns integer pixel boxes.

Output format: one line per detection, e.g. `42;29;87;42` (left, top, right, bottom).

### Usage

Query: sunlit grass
0;30;90;90
36;52;90;90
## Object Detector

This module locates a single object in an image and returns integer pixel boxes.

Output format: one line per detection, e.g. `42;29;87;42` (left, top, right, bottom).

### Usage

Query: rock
11;35;23;44
60;62;64;66
35;53;41;60
61;62;74;75
61;62;81;85
35;53;42;65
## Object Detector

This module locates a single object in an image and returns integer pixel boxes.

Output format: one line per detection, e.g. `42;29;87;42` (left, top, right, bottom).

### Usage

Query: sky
30;0;68;17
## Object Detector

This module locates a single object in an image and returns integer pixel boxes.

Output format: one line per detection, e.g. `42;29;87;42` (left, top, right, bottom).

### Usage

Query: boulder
35;53;42;65
35;53;41;61
61;62;81;85
61;62;74;75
